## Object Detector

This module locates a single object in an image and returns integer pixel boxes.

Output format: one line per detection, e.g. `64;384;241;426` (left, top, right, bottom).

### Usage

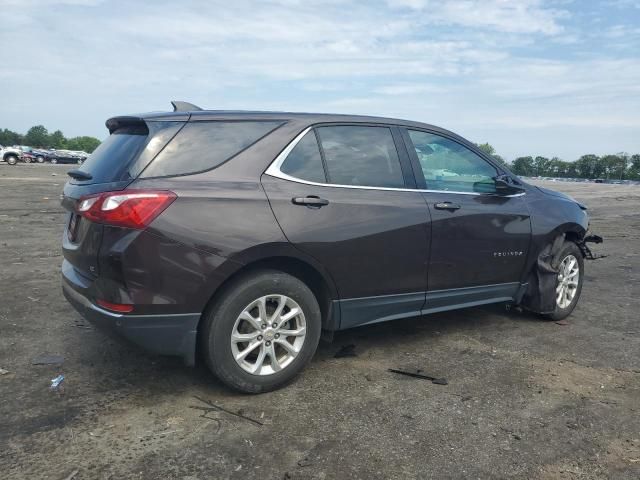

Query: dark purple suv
61;101;597;392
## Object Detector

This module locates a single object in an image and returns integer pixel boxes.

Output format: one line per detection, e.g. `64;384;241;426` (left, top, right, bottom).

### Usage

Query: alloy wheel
230;294;307;375
556;254;580;309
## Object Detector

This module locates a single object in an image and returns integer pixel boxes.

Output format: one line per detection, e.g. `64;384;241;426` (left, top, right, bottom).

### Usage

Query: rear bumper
62;263;200;365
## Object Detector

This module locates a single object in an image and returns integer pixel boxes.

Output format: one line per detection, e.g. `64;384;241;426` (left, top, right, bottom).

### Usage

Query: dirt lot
0;164;638;480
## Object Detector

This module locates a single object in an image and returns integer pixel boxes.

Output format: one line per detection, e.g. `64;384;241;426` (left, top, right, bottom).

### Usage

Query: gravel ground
0;164;638;480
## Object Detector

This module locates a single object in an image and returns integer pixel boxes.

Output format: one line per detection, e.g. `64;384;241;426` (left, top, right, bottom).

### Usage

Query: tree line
0;125;101;153
477;143;640;181
1;127;638;180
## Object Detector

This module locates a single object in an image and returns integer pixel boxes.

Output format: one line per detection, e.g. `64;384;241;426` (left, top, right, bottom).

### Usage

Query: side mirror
494;175;525;195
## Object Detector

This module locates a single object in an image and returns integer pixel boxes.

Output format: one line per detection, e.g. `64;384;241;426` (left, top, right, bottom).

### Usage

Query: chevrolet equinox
61;101;599;393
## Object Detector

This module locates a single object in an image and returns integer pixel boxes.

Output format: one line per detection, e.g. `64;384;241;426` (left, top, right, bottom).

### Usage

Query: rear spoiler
105;116;148;134
105;102;201;133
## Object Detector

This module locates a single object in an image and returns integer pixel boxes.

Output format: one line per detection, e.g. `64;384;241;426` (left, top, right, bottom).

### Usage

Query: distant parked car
32;149;55;163
49;150;86;165
21;151;38;163
16;146;38;163
0;146;21;165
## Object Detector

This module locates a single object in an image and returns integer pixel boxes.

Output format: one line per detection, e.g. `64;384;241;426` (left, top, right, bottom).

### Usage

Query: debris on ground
0;368;10;375
50;374;65;391
388;368;448;385
190;396;263;426
71;319;92;329
63;469;79;480
334;344;357;358
32;354;64;365
555;319;570;326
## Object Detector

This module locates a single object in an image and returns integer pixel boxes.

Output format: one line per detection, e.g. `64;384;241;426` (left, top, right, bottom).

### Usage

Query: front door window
407;130;498;193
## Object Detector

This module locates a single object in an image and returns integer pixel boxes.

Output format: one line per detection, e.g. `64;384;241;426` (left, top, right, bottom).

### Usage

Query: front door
262;124;431;329
401;128;531;307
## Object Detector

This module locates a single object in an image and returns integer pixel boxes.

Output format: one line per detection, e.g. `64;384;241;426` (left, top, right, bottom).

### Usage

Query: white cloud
388;0;567;34
374;83;445;95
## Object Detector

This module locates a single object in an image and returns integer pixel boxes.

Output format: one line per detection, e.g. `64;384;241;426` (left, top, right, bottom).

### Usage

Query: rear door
262;124;431;329
401;128;531;299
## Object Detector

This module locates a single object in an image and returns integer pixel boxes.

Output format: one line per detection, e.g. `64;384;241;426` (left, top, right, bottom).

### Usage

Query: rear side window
280;131;326;183
142;121;283;178
316;126;405;188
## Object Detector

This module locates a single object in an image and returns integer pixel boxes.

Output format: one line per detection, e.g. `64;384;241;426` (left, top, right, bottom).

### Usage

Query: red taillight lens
76;190;176;229
96;299;134;313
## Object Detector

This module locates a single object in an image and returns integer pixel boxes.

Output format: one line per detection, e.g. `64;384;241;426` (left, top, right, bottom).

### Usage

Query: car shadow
315;303;517;358
71;303;544;398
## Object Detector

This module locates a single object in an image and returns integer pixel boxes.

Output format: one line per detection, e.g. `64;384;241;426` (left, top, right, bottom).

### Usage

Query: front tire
6;155;18;165
37;156;44;163
201;270;322;393
546;242;584;321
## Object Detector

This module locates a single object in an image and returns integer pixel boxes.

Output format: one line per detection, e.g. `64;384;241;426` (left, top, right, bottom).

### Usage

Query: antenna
171;101;203;112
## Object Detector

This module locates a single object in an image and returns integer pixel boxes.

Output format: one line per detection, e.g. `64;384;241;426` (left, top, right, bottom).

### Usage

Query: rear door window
315;126;405;188
141;121;283;178
279;131;326;183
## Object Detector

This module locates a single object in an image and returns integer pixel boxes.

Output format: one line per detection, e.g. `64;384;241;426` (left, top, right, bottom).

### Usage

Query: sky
1;0;639;161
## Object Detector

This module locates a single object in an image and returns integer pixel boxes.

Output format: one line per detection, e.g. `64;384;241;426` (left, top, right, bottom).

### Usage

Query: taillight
76;190;176;229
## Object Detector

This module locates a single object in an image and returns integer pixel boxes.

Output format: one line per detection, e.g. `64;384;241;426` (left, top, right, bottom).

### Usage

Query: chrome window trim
265;127;525;198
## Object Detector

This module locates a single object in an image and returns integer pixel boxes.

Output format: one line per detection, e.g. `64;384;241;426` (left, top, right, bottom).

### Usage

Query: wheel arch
196;249;341;361
520;221;587;286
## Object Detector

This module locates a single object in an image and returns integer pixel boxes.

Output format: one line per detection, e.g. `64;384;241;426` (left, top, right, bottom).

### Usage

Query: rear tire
545;242;584;321
201;270;322;393
37;156;44;163
6;155;17;165
50;158;57;164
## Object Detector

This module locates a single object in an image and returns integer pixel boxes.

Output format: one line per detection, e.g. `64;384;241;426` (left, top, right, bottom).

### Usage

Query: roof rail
171;101;203;112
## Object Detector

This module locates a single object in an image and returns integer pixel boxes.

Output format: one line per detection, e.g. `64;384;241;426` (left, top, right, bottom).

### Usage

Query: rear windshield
75;122;183;185
140;121;283;178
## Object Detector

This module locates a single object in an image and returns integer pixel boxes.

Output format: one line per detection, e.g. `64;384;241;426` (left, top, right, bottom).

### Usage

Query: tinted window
407;130;498;193
75;122;183;185
78;126;147;184
316;126;404;188
142;121;283;178
280;131;326;183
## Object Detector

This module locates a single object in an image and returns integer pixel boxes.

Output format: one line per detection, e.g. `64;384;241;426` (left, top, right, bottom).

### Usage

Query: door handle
292;196;330;207
434;202;461;211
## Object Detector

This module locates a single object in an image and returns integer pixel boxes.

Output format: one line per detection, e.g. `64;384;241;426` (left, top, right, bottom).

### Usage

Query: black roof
106;101;464;144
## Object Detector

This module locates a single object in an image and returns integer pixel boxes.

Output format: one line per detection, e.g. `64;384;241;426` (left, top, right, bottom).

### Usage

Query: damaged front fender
519;232;604;314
